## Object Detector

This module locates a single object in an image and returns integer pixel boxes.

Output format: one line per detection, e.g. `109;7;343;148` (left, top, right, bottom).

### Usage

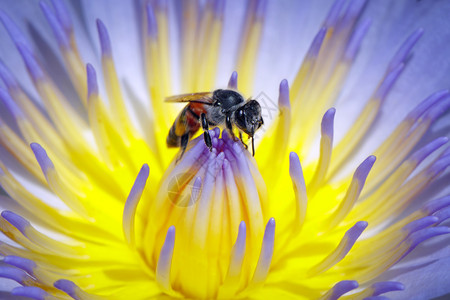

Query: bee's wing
165;92;214;104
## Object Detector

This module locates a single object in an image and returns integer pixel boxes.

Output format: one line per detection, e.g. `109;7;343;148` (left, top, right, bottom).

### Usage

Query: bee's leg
177;133;190;163
226;115;238;141
239;131;248;149
201;113;212;151
251;136;255;156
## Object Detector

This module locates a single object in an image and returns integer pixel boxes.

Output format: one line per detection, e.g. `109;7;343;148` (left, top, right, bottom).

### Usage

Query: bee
166;89;264;160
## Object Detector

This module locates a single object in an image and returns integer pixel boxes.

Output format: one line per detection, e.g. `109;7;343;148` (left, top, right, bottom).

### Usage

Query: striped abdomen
166;104;204;147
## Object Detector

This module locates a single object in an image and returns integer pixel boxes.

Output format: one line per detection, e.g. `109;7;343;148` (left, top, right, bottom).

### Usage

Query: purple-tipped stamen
189;176;202;205
213;0;226;18
0;10;33;51
406;90;449;121
54;279;81;300
434;207;450;225
1;210;30;236
228;71;238;89
0;60;18;90
156;226;176;291
11;286;49;300
321;108;336;138
40;1;70;49
16;43;45;81
278;79;290;108
370;281;404;296
342;221;368;253
322;280;358;300
308;108;336;194
344;19;371;61
3;255;37;275
373;63;404;101
123;164;150;245
226;221;247;279
30;143;55;174
86;63;99;98
323;0;346;28
409;137;448;165
50;0;73;34
96;19;112;56
422;195;450;215
289;152;305;185
426;155;450;177
403;216;439;235
388;28;424;72
340;0;368;26
354;155;376;187
0;88;25;119
400;226;450;260
0;266;29;284
305;28;327;60
363;297;390;300
310;221;368;276
251;218;275;284
422;97;450;123
289;152;308;231
146;2;158;39
254;0;268;20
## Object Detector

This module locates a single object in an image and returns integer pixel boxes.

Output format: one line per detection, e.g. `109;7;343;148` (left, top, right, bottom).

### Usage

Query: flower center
138;128;271;299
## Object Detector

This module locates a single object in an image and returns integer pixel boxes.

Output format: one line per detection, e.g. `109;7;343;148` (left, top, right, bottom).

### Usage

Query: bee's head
234;100;264;137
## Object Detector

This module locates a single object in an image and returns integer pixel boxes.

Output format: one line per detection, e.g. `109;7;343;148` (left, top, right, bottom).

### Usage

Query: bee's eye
215;101;221;107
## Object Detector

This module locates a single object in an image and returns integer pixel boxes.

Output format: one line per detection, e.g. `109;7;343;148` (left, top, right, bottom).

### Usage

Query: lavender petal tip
1;210;30;235
374;63;404;101
0;266;27;283
306;27;327;59
327;280;359;300
363;297;390;300
146;2;158;38
96;19;112;56
278;79;290;108
17;43;44;80
0;60;18;89
12;286;49;300
39;0;70;49
344;19;371;61
54;279;80;300
354;156;376;184
0;10;32;51
409;137;448;164
434;207;450;225
388;28;424;72
321;108;336;137
30;143;55;172
3;255;36;275
371;281;404;296
403;216;438;234
50;0;73;33
228;71;238;89
86;63;98;98
0;88;24;118
422;195;450;215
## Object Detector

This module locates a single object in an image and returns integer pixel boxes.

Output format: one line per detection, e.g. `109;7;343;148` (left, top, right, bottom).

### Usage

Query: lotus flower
0;0;449;299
